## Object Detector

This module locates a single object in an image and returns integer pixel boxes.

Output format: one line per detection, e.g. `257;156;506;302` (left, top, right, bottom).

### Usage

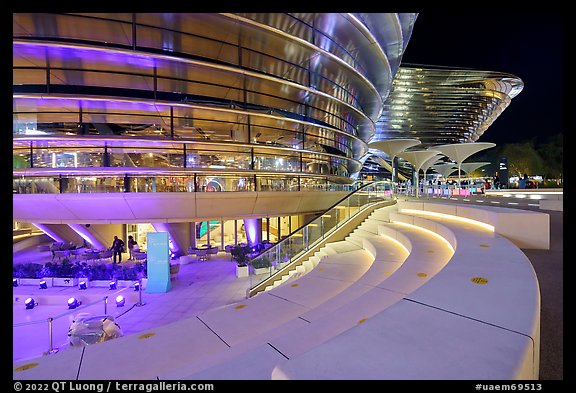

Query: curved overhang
13;190;351;224
13;40;374;141
373;65;524;147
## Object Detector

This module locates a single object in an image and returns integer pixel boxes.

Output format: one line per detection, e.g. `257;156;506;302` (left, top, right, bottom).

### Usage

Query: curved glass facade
13;13;417;192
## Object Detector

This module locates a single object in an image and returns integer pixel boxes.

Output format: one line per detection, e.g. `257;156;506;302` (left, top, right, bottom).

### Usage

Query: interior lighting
116;295;125;307
25;297;35;309
78;281;88;290
39;280;48;289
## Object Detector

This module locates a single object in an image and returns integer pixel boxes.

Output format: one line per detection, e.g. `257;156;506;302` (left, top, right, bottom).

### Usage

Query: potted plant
231;245;250;278
250;255;272;275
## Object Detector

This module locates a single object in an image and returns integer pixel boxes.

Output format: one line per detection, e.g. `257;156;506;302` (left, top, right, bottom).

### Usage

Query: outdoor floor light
78;281;88;290
116;295;125;307
25;297;35;309
13;278;18;287
67;297;80;309
109;281;117;290
134;282;140;292
39;280;48;289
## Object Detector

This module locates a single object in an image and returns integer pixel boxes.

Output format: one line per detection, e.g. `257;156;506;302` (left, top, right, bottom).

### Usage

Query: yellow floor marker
234;304;246;309
471;277;489;284
138;332;156;340
417;272;428;278
14;363;38;372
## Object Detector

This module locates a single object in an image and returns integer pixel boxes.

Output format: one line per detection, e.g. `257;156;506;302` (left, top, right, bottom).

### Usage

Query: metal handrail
247;181;379;261
247;180;393;295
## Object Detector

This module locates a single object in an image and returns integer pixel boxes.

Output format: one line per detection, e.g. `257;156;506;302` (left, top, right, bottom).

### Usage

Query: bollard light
13;278;18;287
78;281;87;290
39;280;48;289
134;282;140;292
109;281;117;290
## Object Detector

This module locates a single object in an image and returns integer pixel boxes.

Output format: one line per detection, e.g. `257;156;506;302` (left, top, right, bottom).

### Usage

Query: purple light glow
14;41;159;70
243;218;261;247
68;224;106;250
151;223;175;252
31;223;65;243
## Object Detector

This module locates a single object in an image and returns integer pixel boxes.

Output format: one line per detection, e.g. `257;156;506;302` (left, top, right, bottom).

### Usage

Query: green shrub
230;245;250;267
251;255;272;269
13;263;44;278
87;263;112;280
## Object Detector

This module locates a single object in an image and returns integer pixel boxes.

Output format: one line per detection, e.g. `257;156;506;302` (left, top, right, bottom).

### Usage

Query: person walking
110;235;125;264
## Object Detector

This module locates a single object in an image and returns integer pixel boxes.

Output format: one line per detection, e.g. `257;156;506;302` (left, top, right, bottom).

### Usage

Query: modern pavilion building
12;13;522;256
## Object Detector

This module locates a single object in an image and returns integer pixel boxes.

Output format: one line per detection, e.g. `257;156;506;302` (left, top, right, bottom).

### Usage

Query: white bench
272;204;541;380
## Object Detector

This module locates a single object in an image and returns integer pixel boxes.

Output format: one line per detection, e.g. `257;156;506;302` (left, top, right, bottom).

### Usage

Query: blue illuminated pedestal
145;232;172;293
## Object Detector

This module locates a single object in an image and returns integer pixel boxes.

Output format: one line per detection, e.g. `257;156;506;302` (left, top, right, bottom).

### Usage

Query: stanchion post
136;278;144;306
104;296;108;314
45;317;58;355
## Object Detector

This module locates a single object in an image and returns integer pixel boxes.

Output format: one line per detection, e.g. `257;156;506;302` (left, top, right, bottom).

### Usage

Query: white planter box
18;277;53;287
179;255;195;265
117;279;139;288
52;277;79;287
250;266;271;275
277;261;290;270
235;265;249;278
96;278;146;289
90;280;114;288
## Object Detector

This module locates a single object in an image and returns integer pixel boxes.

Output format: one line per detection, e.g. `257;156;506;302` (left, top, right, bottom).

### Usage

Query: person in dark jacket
110;236;125;264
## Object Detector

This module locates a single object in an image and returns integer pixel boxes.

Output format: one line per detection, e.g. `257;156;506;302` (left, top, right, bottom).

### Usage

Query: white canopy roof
432;162;458;178
432;142;496;163
459;162;491;174
397;150;443;172
368;138;422;157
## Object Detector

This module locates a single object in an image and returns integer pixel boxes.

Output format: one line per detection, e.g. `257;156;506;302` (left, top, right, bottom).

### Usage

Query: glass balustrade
245;181;393;295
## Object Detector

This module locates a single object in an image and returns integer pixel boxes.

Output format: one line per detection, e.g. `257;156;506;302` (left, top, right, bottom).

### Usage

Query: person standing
110;235;125;264
518;173;528;189
127;235;137;261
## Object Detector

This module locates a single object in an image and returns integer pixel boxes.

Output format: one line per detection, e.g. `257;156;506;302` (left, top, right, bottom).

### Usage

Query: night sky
399;11;565;146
